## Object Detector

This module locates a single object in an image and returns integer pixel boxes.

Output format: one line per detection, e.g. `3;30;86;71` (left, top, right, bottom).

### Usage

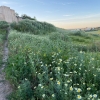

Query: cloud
52;2;75;5
48;13;100;22
80;14;100;19
1;1;11;5
0;1;18;5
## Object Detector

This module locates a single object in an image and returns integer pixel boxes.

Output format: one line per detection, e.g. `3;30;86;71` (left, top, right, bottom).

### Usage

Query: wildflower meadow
0;20;100;100
5;29;100;100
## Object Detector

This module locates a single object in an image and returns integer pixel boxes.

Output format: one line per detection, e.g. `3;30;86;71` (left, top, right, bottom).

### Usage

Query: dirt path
0;28;12;100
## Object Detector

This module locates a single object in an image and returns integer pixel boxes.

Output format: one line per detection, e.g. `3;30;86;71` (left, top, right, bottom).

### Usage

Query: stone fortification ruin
0;6;22;23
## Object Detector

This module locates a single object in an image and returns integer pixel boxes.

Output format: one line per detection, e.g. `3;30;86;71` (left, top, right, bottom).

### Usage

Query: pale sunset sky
0;0;100;29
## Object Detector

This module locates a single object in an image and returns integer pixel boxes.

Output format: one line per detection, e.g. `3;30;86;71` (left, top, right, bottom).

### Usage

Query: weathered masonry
0;6;22;23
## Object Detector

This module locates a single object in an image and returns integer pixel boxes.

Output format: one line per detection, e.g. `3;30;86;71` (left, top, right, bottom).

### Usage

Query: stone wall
0;6;22;23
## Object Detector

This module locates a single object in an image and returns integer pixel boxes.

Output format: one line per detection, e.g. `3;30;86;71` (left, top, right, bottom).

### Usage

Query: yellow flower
50;78;53;81
41;86;44;88
69;86;73;91
56;67;60;71
77;88;82;93
57;81;60;85
89;95;92;98
67;80;70;83
87;87;91;90
77;95;82;99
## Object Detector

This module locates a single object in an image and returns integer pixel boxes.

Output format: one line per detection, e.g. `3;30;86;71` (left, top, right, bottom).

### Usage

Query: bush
0;21;9;29
73;42;100;52
10;20;56;35
70;31;91;39
90;42;100;52
21;14;36;20
8;80;33;100
49;32;70;42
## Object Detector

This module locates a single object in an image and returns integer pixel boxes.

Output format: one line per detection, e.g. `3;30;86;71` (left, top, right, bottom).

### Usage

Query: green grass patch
86;30;100;34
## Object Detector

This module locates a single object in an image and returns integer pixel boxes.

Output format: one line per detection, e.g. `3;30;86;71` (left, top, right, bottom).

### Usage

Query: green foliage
74;42;100;52
49;32;70;42
0;21;9;29
0;34;4;66
10;19;56;34
90;42;100;52
5;30;100;100
0;28;7;66
0;29;6;35
8;80;33;100
70;31;91;39
21;14;36;20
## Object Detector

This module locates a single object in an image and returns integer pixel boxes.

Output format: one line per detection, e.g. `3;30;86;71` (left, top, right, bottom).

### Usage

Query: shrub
21;14;36;20
74;45;89;52
49;32;70;42
0;21;9;29
90;42;100;52
70;31;91;39
10;20;56;35
8;80;33;100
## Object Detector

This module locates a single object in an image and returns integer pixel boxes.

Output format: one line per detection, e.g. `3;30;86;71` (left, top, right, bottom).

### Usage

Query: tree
15;12;19;17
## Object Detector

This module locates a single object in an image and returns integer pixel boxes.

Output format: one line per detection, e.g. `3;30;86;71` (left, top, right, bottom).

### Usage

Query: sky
0;0;100;29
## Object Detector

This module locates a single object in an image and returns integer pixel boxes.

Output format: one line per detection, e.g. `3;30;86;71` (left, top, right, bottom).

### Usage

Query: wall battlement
0;6;22;23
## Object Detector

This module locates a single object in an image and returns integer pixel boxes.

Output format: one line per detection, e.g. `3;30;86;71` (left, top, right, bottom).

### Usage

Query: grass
67;30;100;52
86;30;100;34
0;29;7;66
0;34;3;66
5;29;100;100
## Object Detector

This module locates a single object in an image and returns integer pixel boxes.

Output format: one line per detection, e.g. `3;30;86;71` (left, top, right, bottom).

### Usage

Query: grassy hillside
5;28;100;100
10;19;56;35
